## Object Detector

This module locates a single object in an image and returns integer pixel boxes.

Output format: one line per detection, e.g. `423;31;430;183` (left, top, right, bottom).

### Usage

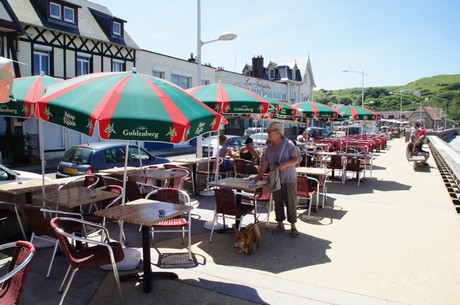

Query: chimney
252;55;264;79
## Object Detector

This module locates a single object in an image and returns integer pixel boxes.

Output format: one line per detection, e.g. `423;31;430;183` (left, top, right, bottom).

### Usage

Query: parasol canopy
36;71;222;143
187;83;270;114
338;105;378;121
0;57;14;103
0;75;62;118
293;101;339;119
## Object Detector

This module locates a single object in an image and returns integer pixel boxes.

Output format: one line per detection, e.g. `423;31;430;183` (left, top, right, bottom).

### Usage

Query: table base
119;271;178;293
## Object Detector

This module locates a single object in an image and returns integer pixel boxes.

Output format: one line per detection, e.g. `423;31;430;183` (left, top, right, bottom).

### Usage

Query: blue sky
96;0;459;90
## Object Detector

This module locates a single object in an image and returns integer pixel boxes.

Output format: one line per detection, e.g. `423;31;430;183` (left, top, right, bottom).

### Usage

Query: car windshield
63;147;93;164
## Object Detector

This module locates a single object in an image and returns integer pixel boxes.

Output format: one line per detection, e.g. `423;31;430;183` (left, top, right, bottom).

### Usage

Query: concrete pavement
89;137;460;305
17;137;460;305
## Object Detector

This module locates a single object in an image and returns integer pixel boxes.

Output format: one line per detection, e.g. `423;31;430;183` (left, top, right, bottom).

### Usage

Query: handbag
267;169;281;192
266;140;287;193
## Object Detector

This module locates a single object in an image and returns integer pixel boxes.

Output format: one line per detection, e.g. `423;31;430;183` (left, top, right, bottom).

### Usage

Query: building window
33;51;50;75
171;74;191;89
113;21;122;36
77;57;90;76
202;80;210;85
152;71;164;79
50;2;61;19
63;7;75;23
291;68;296;80
112;60;124;72
269;69;275;80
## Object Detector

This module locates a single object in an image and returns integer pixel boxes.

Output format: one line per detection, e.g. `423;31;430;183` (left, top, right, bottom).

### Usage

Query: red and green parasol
0;75;62;118
266;98;297;116
187;83;270;114
36;71;222;143
0;56;13;103
337;105;378;120
293;101;339;119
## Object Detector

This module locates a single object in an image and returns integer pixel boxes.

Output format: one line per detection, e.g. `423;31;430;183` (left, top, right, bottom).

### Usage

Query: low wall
428;135;460;212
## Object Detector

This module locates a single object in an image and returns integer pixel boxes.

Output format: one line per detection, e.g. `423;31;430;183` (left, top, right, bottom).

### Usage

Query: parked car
244;127;266;138
0;164;49;183
307;127;329;140
346;125;363;135
250;132;269;147
201;135;246;156
56;142;170;178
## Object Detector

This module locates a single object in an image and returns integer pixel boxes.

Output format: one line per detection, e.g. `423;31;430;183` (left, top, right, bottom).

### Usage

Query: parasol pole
122;141;129;205
199;131;214;196
40;119;46;203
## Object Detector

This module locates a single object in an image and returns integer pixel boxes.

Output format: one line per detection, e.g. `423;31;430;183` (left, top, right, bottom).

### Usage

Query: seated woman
239;137;260;174
412;135;430;165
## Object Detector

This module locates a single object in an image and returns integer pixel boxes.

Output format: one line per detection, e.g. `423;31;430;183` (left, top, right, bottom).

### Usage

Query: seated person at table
239;137;260;174
296;131;309;143
219;135;237;171
239;138;261;162
412;135;430;165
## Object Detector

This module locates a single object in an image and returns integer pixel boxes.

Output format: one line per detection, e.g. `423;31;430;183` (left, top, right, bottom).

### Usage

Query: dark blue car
56;142;170;178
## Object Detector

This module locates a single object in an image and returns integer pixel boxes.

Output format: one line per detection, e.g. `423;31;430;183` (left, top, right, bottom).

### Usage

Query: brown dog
235;223;260;255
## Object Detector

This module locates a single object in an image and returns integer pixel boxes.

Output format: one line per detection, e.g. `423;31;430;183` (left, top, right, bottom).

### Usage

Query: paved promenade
18;137;460;305
87;137;460;305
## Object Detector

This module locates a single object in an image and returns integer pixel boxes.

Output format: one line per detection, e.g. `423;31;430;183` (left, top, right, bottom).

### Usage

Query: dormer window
50;2;61;19
269;69;275;80
64;7;75;23
113;21;122;36
49;1;77;25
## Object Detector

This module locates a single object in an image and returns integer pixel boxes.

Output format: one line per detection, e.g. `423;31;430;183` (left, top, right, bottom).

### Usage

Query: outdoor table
173;157;210;194
94;198;193;293
33;187;117;212
0;178;61;204
99;166;140;175
296;167;331;177
207;177;266;223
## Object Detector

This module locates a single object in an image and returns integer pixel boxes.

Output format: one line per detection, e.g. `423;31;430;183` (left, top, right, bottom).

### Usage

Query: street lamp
196;0;237;159
197;0;237;87
391;89;421;127
343;70;366;107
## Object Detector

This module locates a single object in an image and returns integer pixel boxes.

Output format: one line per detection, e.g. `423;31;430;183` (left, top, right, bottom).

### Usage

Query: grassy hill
313;74;460;122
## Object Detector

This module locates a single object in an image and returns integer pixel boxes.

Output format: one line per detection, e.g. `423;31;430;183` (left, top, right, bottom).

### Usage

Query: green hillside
313;74;460;122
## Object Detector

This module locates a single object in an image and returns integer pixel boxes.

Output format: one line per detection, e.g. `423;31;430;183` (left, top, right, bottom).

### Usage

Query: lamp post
196;0;236;158
343;70;366;107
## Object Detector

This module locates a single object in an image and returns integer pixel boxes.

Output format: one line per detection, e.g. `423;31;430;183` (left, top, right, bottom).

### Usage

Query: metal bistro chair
0;201;27;240
209;188;254;243
164;168;190;190
296;175;319;221
145;188;192;260
163;164;194;194
0;241;36;305
83;185;126;243
22;204;83;278
50;217;125;305
233;158;257;178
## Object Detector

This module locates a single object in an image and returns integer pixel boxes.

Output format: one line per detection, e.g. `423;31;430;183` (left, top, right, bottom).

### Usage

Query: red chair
0;241;36;305
165;168;190;190
296;175;319;221
344;157;365;187
0;201;27;240
210;188;254;243
50;217;125;305
164;164;194;194
83;185;126;243
145;188;192;259
22;205;82;278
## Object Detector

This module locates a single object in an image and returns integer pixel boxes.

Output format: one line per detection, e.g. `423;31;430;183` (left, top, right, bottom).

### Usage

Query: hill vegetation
313;74;460;122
